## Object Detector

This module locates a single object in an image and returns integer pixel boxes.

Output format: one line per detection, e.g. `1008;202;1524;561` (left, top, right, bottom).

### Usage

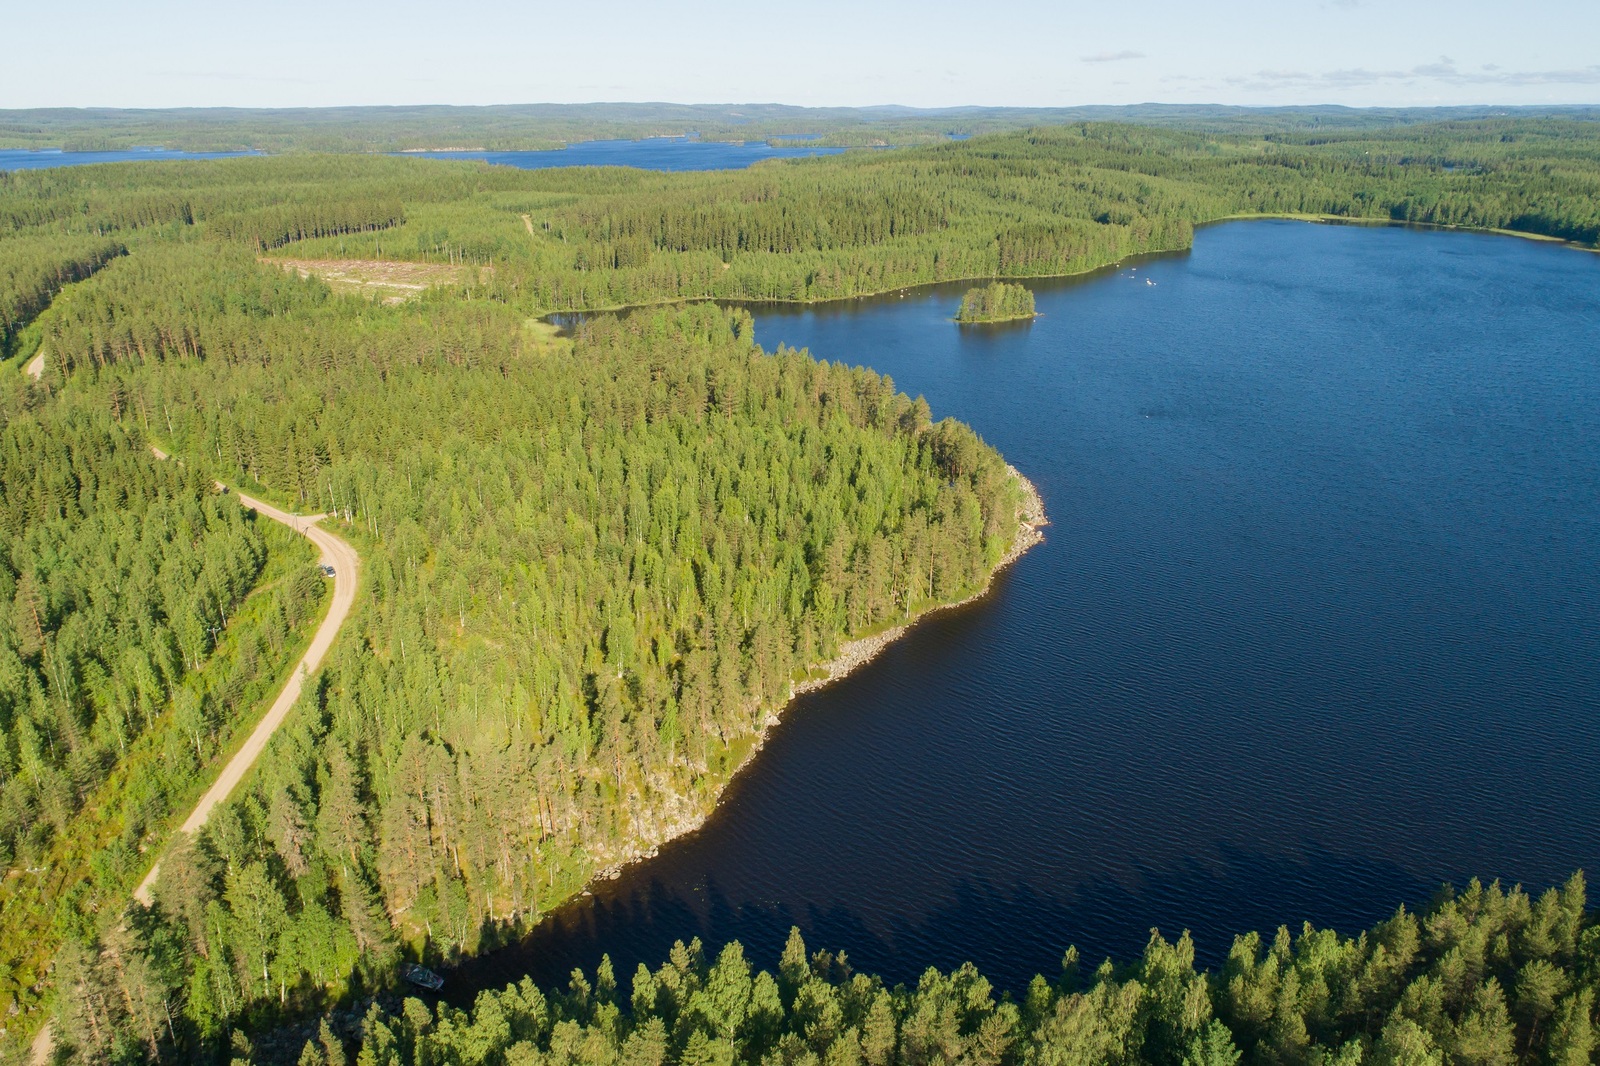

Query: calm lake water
457;220;1600;996
0;139;840;173
0;147;258;171
400;137;846;171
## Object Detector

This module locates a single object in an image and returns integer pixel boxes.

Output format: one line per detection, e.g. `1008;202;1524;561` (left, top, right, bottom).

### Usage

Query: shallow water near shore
453;220;1600;998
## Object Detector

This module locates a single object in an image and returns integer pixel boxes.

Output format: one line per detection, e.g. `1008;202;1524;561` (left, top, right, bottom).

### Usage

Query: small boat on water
400;962;444;991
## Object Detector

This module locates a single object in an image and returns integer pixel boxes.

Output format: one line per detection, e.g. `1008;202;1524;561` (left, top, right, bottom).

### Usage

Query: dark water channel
458;220;1600;997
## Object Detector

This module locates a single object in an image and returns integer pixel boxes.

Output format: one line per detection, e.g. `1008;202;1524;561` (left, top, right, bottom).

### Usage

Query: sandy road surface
132;468;358;902
29;457;357;1064
23;349;44;380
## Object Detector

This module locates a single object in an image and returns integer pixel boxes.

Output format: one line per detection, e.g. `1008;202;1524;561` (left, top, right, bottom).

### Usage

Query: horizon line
5;100;1600;114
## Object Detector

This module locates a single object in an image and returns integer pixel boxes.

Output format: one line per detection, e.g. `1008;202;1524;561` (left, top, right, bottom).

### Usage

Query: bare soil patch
265;257;485;303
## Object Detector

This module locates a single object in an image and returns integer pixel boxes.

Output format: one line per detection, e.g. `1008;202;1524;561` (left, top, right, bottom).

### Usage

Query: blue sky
4;0;1598;109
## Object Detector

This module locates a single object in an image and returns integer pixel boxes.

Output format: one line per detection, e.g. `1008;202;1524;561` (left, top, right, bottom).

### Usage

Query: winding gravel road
133;451;359;902
28;444;358;1063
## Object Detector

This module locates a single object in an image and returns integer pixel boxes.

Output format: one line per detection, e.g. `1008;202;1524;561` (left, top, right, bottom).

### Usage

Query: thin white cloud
1082;50;1146;64
1412;56;1457;78
1237;57;1600;91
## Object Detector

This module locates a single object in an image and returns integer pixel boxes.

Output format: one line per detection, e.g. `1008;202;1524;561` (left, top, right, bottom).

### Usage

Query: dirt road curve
29;460;357;1065
24;349;44;380
132;474;358;903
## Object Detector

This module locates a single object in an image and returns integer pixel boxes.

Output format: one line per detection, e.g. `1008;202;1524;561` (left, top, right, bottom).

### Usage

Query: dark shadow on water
446;842;1440;1003
956;316;1038;335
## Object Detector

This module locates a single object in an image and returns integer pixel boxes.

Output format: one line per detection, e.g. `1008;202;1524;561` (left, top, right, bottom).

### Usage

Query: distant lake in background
455;220;1600;999
0;138;845;173
0;147;259;170
399;136;847;170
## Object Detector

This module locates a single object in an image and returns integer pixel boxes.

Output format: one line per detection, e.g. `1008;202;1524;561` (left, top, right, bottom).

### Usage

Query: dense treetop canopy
956;283;1036;323
1;117;1596;1062
303;875;1598;1066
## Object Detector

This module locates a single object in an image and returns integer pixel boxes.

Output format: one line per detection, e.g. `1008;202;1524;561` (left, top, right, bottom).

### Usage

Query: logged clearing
265;257;484;302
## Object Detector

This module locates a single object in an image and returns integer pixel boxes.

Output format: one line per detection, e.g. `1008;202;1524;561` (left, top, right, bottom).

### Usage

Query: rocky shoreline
588;465;1047;882
791;463;1046;699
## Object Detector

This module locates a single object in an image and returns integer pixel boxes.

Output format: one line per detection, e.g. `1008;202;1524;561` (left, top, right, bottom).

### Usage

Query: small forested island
956;281;1037;323
2;113;1600;1062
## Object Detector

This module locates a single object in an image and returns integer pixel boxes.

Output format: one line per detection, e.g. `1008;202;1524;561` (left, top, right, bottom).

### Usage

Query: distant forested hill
2;102;1598;152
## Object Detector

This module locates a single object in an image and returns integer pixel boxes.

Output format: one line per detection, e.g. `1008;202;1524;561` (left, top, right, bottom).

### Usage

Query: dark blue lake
459;220;1600;995
400;136;846;171
0;147;258;171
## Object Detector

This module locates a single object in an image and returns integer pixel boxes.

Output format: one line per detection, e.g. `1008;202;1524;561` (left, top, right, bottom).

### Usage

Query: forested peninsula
2;116;1599;1062
0;181;1039;1060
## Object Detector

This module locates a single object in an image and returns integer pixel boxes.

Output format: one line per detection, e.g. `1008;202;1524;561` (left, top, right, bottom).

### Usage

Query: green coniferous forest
1;117;1598;1062
0;383;330;1036
0;237;125;359
274;876;1600;1066
955;284;1036;323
